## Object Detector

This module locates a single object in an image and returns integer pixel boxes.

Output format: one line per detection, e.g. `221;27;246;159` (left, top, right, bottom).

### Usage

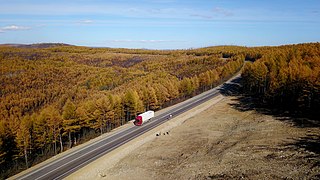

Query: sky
0;0;319;49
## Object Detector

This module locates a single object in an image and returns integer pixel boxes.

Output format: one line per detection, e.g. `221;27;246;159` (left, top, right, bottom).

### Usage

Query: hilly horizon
1;42;319;50
1;42;320;179
1;0;319;179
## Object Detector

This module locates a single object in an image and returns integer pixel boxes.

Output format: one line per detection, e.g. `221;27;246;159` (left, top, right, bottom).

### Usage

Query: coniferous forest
0;44;244;177
241;43;320;115
0;43;319;178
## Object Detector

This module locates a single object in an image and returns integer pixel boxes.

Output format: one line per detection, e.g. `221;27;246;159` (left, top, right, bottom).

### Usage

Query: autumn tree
15;115;32;168
124;90;144;121
62;99;80;148
77;100;96;136
179;78;193;97
241;43;320;115
94;96;114;134
4;42;313;178
33;113;50;155
41;106;63;154
0;120;15;171
112;95;124;126
142;86;159;110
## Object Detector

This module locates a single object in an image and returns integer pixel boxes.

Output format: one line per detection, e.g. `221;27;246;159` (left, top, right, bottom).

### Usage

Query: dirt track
68;95;320;179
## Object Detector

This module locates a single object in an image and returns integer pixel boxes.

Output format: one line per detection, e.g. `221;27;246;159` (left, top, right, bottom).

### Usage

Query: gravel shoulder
67;95;320;179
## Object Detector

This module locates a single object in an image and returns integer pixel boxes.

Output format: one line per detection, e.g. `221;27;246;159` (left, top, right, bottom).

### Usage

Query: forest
0;43;319;178
0;44;244;178
241;43;320;116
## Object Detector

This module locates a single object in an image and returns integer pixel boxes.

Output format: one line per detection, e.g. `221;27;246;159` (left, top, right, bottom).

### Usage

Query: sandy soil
68;95;320;179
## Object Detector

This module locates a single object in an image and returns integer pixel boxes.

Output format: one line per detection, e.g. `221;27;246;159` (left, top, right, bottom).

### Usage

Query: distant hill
0;43;72;48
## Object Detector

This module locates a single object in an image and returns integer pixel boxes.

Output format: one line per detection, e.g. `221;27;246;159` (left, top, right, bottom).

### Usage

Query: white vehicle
134;111;154;126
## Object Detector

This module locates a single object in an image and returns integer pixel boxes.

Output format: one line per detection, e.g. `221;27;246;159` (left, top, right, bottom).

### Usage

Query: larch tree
164;79;180;101
147;86;159;110
94;97;109;135
33;113;50;155
77;100;96;134
95;95;115;133
124;89;144;121
15;115;32;168
43;106;63;154
142;85;159;111
154;83;170;107
105;94;116;131
199;71;211;91
112;94;124;126
62;99;80;148
179;78;193;97
0;120;16;169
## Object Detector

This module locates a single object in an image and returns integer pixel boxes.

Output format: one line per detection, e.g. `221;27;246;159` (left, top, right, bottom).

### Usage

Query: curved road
12;75;241;180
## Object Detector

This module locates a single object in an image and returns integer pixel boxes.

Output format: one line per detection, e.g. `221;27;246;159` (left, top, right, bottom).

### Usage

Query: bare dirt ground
68;95;320;180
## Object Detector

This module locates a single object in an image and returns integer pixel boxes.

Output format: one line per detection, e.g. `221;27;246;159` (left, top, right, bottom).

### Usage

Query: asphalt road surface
12;75;241;180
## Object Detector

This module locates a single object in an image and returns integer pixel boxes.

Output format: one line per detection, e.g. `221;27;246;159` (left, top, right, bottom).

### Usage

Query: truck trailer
134;110;154;126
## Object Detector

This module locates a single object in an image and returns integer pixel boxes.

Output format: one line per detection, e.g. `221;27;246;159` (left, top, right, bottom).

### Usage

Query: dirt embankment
68;95;320;179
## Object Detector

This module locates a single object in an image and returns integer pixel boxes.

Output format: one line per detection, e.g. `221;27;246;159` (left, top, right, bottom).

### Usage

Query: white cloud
0;25;31;32
77;19;94;24
110;40;184;43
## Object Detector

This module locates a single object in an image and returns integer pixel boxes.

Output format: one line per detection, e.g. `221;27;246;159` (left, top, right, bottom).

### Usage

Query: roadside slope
68;95;320;179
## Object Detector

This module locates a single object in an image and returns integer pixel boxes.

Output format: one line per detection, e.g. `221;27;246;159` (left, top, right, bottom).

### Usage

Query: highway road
12;75;241;180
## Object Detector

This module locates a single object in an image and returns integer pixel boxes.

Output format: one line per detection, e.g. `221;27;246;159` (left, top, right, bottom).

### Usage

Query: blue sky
0;0;319;49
